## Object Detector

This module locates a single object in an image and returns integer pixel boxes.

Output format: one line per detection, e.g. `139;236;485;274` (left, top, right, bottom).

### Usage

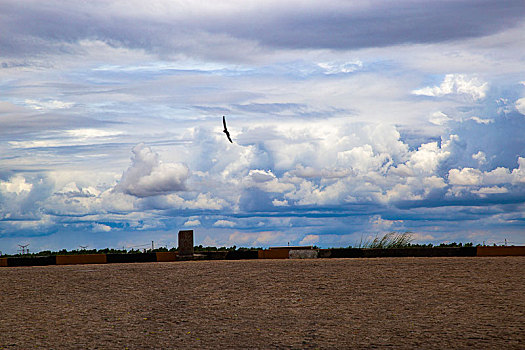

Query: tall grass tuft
357;231;414;249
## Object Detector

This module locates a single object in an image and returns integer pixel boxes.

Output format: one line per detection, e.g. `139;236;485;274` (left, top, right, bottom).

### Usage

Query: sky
1;0;525;254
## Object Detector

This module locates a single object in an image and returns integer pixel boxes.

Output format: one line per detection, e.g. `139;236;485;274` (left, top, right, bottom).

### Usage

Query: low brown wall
106;253;157;263
258;249;290;259
477;246;525;256
225;250;259;260
56;254;107;265
156;252;178;262
0;258;7;267
199;251;229;260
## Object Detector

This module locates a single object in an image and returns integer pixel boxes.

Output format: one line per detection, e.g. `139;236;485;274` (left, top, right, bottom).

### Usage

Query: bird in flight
222;116;233;143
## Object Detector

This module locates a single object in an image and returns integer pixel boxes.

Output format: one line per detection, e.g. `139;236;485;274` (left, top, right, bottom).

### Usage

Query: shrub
358;231;414;249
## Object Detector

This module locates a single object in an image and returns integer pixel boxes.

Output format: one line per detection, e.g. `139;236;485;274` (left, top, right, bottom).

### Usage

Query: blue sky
1;0;525;253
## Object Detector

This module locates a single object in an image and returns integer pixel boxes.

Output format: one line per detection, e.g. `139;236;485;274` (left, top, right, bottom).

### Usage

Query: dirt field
0;257;524;349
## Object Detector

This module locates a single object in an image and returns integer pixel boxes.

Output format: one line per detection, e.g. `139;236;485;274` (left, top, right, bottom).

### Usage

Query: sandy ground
0;257;524;349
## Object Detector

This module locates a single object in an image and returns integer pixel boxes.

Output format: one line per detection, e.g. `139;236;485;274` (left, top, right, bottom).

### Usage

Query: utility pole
151;241;154;251
18;244;29;255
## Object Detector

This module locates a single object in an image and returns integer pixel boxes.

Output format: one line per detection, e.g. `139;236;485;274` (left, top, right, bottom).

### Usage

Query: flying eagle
222;116;233;143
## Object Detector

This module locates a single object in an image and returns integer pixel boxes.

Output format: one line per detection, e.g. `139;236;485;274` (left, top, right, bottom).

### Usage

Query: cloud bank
1;0;524;253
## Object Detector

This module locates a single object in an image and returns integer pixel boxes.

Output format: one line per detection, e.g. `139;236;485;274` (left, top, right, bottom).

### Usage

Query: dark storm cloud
236;1;525;50
392;192;525;210
1;0;523;60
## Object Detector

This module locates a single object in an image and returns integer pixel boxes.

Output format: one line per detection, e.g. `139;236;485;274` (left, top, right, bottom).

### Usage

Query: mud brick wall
315;247;478;259
2;245;524;267
4;256;57;267
199;251;229;260
322;248;364;258
477;246;525;256
225;250;259;260
56;254;107;265
155;252;178;262
361;247;477;258
258;249;290;259
106;253;158;263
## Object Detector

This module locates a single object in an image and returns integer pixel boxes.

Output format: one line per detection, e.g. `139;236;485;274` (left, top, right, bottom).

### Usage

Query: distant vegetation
1;232;507;258
0;245;258;258
354;232;474;249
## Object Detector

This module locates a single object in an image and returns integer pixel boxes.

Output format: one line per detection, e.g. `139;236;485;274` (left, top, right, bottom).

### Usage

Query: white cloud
383;180;423;202
411;233;435;242
445;157;525;192
56;182;100;197
317;60;363;74
407;140;451;175
188;193;227;210
93;223;112;232
248;169;277;183
213;219;236;227
225;231;296;247
140;192;227;211
290;165;349;179
470;116;493;124
245;169;295;193
412;74;488;100
516;98;525;115
448;168;483;186
115;143;189;197
429;111;451;125
0;175;33;195
227;232;255;245
65;128;123;139
100;191;136;212
183;219;201;227
336;144;390;175
252;231;291;246
370;215;402;229
483;167;512;184
287;179;349;206
472;151;487;165
389;164;413;177
472;186;508;197
299;234;320;245
511;157;525;183
201;235;218;247
423;176;447;191
272;199;289;207
24;99;74;110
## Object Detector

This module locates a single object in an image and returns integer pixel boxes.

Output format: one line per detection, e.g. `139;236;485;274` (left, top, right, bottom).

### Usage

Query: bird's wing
223;116;227;130
226;133;233;143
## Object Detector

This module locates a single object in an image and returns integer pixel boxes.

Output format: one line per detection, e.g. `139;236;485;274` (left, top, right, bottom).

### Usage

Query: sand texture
1;257;524;349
